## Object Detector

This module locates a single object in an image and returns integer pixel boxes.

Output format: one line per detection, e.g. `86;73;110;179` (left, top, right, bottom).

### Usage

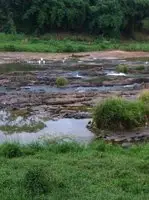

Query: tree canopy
0;0;149;36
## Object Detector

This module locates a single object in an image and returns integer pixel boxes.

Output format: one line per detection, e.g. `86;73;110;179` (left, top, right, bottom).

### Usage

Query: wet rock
0;79;10;86
87;120;92;129
64;112;91;119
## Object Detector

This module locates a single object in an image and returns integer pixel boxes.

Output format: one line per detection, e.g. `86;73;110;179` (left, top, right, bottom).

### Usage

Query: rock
64;112;91;119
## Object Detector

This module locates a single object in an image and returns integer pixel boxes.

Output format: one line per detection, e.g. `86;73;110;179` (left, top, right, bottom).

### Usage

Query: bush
0;143;22;158
93;97;147;131
116;64;128;73
24;166;49;195
138;90;149;104
56;77;68;87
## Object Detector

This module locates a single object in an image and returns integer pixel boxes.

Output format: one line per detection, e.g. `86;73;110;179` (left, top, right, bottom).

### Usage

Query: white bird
38;58;45;65
76;72;82;78
78;60;83;63
145;61;148;65
62;57;67;63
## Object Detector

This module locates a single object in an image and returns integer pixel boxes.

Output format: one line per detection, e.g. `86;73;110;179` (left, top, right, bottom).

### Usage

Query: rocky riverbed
1;51;149;144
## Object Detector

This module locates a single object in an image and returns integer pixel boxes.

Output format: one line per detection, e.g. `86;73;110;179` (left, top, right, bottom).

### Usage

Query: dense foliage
0;0;149;36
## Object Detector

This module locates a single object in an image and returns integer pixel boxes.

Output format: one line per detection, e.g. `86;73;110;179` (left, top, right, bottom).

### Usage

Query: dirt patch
90;50;149;59
1;50;149;63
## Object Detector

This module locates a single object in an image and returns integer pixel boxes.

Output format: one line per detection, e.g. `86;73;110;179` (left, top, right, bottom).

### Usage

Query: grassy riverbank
0;141;149;200
1;33;149;53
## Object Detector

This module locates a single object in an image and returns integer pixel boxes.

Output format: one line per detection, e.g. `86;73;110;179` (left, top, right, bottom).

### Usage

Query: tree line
0;0;149;37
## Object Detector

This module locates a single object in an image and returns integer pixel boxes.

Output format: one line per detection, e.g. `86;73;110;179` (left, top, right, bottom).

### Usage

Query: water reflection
0;118;94;144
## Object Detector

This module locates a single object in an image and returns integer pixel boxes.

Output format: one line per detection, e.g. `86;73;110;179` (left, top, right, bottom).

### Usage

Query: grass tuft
116;64;128;73
24;166;50;195
47;142;84;154
0;143;22;158
138;90;149;104
93;97;147;130
56;77;68;87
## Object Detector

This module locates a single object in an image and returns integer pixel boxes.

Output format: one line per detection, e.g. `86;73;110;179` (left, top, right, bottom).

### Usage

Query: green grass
0;141;149;199
2;33;149;52
93;97;147;131
138;90;149;104
0;122;45;134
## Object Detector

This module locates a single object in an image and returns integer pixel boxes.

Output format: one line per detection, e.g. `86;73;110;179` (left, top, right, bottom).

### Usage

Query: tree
88;0;124;36
0;0;149;36
121;0;149;37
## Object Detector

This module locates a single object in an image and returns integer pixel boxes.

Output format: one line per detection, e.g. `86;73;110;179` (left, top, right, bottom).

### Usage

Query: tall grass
93;97;147;130
138;90;149;104
0;143;22;158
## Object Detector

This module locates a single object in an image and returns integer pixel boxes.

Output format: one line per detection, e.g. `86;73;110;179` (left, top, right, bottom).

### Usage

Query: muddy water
0;118;94;144
20;84;141;93
1;58;149;143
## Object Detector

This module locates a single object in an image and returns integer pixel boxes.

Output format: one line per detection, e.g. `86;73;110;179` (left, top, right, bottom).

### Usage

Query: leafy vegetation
1;0;149;37
56;77;68;87
0;141;149;199
93;97;147;130
116;65;128;74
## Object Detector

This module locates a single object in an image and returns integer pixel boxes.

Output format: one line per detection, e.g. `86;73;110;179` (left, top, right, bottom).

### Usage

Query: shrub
24;166;49;195
93;97;146;130
138;90;149;104
0;143;22;158
116;64;128;73
56;77;68;87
